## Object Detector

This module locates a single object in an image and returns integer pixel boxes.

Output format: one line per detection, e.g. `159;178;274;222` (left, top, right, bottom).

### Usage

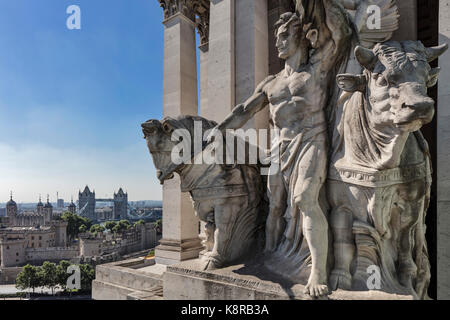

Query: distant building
57;199;64;209
0;193;157;276
6;195;56;227
96;207;114;221
68;198;76;214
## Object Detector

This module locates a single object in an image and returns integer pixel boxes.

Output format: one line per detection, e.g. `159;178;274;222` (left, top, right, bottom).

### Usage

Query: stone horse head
142;115;266;270
141;116;217;184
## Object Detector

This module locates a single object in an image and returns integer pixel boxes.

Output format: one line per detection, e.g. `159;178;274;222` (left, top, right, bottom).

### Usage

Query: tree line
15;260;95;295
60;211;154;239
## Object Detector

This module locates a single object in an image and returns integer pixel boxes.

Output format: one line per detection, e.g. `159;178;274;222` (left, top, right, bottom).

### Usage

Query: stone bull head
337;41;448;132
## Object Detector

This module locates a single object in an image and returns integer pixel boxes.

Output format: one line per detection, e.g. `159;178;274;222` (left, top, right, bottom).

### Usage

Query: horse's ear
161;119;175;134
337;74;367;92
427;67;441;88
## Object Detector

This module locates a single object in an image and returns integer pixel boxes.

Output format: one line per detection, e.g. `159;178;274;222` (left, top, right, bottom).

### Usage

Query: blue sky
0;0;179;202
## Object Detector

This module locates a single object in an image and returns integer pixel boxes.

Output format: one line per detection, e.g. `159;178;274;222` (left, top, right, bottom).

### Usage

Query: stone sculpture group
142;0;448;299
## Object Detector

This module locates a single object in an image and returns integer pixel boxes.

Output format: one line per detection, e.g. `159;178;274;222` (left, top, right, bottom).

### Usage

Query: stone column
204;0;236;122
198;45;209;245
156;1;203;265
437;0;450;300
235;0;269;131
199;44;209;116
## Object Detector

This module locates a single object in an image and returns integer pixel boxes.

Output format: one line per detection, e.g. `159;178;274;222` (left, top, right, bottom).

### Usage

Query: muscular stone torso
263;65;327;142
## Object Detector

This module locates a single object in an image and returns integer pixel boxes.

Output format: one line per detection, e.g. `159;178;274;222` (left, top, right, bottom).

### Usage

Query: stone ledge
164;259;414;300
92;256;164;300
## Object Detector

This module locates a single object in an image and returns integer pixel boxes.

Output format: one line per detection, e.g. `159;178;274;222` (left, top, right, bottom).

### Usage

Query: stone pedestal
163;259;413;300
157;11;202;265
155;238;203;265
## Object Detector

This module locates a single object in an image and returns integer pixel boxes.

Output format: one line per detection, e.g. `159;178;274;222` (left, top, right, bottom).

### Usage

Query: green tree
40;261;58;295
79;264;95;291
134;220;145;228
61;211;92;242
89;224;105;235
56;260;72;291
79;224;87;233
105;221;117;232
16;264;39;294
154;219;162;234
112;220;131;233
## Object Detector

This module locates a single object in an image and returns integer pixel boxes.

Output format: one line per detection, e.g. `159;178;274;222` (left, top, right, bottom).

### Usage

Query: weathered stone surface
212;0;353;298
92;257;163;300
438;0;450;300
329;41;447;299
163;258;413;300
144;0;448;301
158;10;203;265
142;116;266;270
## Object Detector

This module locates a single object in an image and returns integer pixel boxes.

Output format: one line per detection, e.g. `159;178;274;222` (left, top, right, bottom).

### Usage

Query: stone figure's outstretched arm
215;76;274;132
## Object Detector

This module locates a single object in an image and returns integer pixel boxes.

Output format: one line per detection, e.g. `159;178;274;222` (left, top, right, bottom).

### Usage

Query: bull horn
426;43;449;62
355;46;377;71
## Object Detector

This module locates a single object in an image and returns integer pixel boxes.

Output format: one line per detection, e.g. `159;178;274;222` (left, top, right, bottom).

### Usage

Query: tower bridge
78;186;128;221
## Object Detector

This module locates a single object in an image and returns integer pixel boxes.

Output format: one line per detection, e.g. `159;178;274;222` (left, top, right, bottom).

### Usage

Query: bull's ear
337;74;366;92
427;67;441;88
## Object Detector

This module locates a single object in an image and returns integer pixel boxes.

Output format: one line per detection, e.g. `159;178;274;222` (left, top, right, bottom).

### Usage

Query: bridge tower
113;188;128;220
78;186;96;221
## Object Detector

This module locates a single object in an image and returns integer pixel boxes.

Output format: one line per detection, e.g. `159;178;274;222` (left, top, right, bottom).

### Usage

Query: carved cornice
158;0;210;46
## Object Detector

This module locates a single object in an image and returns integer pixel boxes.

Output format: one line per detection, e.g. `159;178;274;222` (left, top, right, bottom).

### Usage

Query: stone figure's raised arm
321;0;353;70
215;75;274;132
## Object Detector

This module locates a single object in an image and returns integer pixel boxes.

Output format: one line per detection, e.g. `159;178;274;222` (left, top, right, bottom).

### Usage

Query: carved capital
158;0;210;46
192;0;210;46
158;0;196;22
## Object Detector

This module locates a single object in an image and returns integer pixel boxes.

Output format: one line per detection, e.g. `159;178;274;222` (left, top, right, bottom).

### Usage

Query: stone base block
163;259;414;300
155;238;203;265
92;256;163;300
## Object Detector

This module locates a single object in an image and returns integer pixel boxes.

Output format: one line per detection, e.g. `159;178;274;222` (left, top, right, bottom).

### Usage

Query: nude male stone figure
210;0;352;297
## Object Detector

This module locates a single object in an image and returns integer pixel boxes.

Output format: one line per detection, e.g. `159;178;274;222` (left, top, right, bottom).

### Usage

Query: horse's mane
162;115;218;136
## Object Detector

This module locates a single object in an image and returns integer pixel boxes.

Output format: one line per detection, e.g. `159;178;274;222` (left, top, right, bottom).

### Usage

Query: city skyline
0;1;172;202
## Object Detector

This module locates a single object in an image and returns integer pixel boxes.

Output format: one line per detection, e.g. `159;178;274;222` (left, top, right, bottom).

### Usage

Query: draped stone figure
143;0;447;300
210;0;353;297
328;41;448;299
